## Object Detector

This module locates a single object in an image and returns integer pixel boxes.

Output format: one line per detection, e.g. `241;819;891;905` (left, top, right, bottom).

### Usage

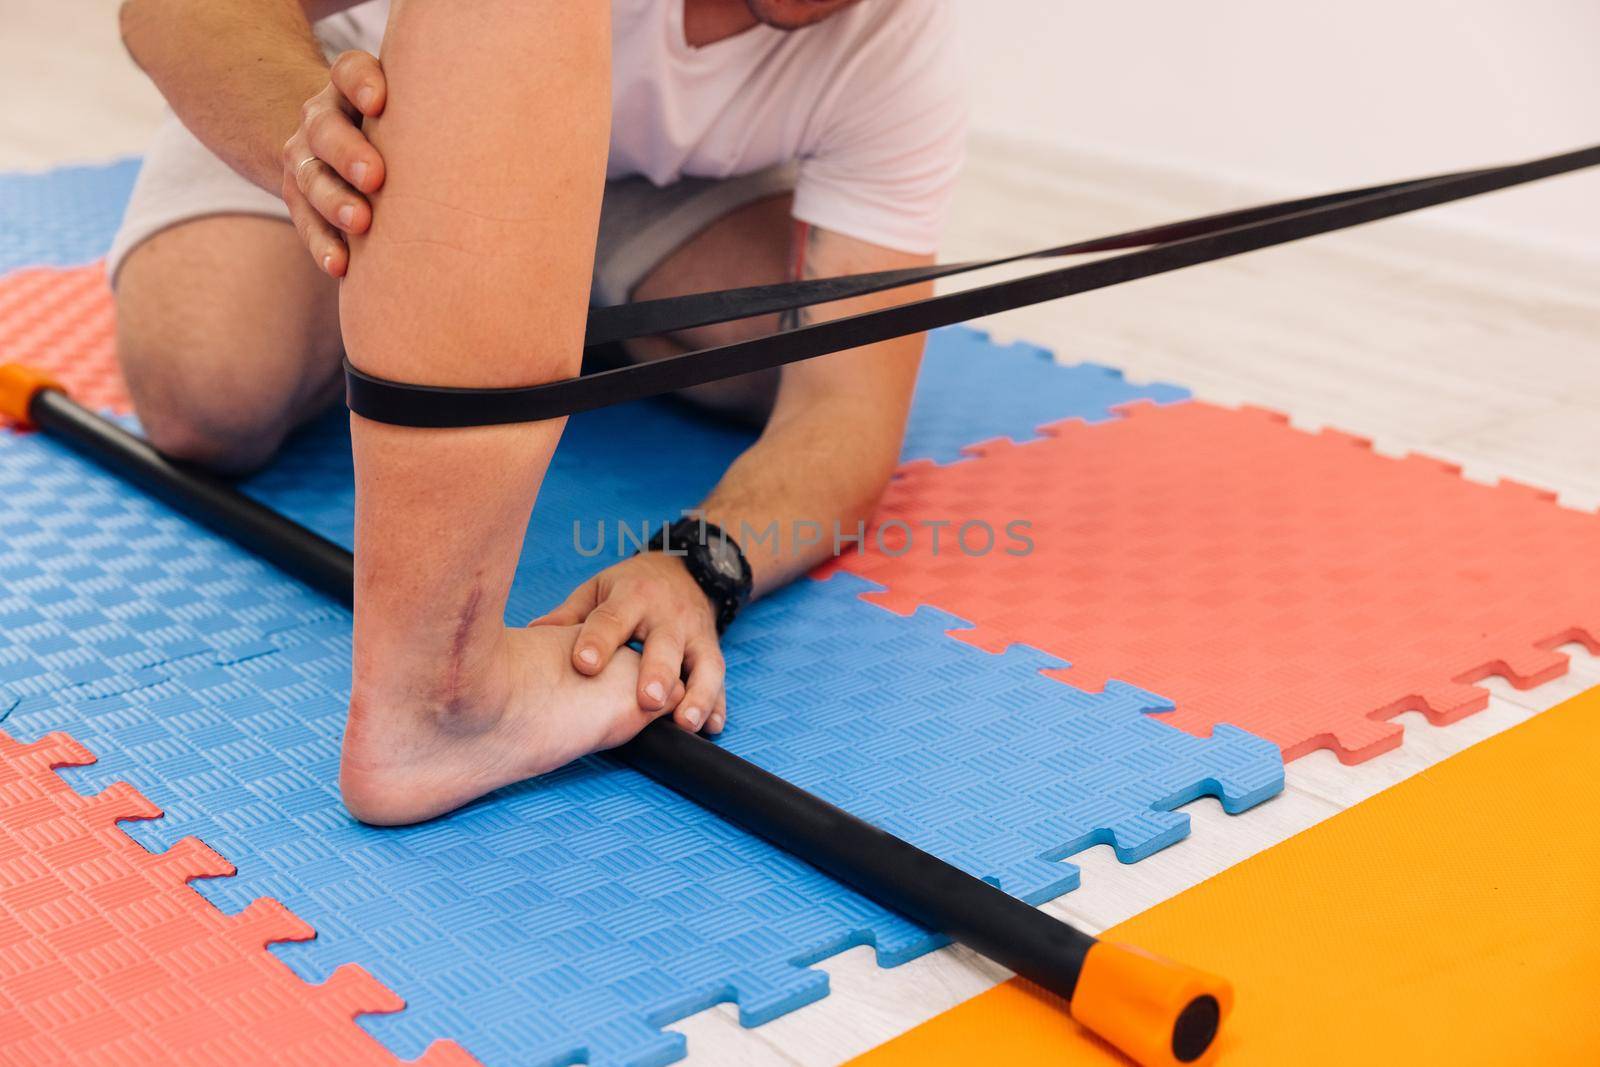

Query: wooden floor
4;3;1598;1063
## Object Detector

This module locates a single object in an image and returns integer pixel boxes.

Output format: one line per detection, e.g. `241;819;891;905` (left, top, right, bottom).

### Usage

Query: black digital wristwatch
643;518;753;634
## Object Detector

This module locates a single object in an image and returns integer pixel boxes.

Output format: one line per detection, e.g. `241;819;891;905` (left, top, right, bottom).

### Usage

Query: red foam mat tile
826;401;1600;764
0;730;475;1066
0;264;129;427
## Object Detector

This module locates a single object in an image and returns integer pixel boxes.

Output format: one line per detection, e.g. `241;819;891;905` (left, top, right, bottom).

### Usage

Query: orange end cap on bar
0;364;64;425
1070;941;1233;1067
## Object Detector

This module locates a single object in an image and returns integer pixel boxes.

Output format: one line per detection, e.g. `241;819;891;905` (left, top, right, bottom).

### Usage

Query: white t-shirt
340;0;967;254
608;0;967;254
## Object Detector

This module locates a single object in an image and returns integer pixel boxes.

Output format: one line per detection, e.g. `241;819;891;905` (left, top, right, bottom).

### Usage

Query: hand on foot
340;623;680;825
531;551;729;734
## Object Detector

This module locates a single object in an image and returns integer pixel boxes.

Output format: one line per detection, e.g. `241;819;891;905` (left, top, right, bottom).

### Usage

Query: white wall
956;0;1600;256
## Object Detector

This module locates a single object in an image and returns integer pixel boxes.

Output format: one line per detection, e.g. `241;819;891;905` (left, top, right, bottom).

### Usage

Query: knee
117;321;292;476
141;400;287;475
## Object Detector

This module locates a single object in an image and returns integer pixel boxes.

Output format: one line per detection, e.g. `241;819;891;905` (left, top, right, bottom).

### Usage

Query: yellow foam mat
851;686;1600;1065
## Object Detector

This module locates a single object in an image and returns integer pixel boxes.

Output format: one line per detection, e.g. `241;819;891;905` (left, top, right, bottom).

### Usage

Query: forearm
119;0;341;190
699;380;911;596
700;404;902;598
693;219;932;592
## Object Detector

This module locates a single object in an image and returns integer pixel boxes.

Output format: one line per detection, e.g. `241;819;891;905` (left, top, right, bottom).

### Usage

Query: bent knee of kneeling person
117;323;306;474
131;380;294;474
113;219;345;474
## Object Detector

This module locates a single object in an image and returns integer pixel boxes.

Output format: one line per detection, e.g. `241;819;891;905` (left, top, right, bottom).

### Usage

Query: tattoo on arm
778;218;821;333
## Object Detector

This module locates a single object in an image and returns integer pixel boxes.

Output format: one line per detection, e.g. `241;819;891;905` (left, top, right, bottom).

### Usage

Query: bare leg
336;0;669;825
115;215;343;473
620;192;792;423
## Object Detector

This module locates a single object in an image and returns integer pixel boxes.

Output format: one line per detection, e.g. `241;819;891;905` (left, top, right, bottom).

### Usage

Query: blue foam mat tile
0;431;341;714
0;159;141;275
903;327;1189;464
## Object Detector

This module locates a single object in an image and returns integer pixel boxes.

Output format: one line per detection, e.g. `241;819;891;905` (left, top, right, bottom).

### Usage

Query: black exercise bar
0;368;1229;1067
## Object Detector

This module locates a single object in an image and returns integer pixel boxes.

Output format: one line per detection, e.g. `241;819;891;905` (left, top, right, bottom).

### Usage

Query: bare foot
339;624;680;825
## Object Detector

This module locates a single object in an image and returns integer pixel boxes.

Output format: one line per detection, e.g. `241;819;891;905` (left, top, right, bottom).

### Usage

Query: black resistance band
583;164;1495;346
345;144;1600;429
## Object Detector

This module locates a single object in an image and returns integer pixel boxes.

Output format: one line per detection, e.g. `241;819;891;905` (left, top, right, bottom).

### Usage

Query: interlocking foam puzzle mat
1;376;1275;1066
0;430;339;714
3;157;1594;1065
0;730;474;1066
828;400;1600;763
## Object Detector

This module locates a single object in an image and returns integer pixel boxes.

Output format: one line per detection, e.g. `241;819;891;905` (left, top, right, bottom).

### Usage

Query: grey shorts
106;13;796;305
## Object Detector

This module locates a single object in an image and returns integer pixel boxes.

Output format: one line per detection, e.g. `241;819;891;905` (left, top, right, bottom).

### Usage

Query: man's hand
280;50;389;277
531;550;732;735
531;553;728;735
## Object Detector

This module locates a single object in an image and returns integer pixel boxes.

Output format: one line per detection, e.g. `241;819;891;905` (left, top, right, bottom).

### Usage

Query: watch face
705;537;743;581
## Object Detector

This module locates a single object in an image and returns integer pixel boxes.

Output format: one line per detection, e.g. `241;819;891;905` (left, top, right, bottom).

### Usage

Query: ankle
339;637;518;825
348;624;516;737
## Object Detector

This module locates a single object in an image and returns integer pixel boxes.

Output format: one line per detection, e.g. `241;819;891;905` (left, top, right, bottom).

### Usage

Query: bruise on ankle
350;573;507;728
437;582;487;720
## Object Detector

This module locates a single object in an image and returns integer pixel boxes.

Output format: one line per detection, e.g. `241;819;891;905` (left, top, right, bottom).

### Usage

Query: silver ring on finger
295;156;320;179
